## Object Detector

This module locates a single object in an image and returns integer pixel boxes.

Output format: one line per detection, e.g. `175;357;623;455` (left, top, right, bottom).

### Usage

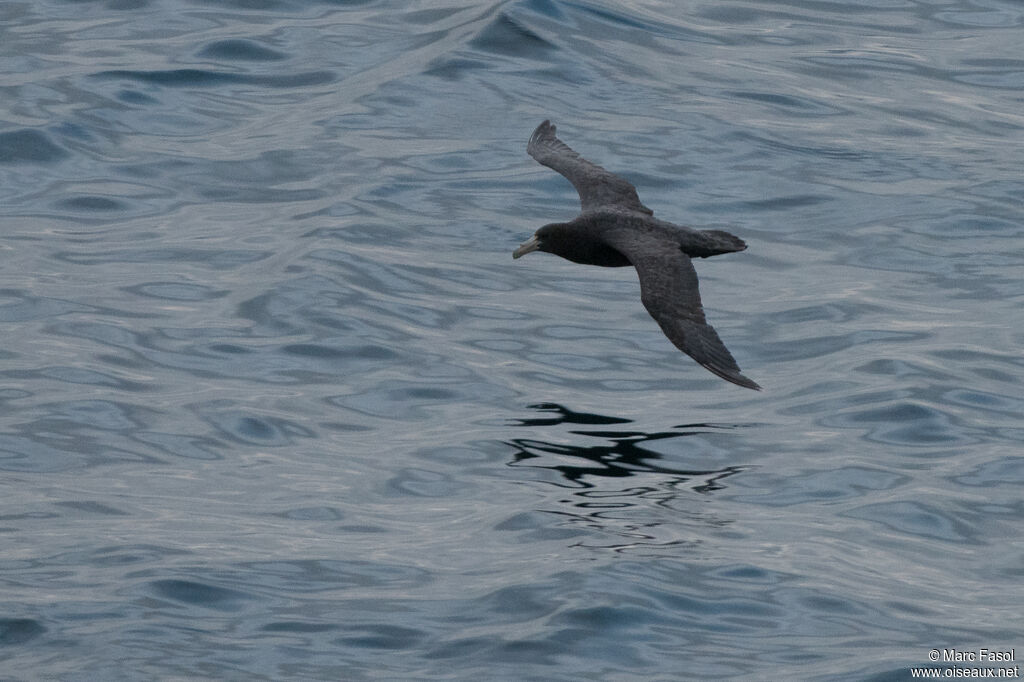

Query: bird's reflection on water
505;403;749;554
508;402;746;489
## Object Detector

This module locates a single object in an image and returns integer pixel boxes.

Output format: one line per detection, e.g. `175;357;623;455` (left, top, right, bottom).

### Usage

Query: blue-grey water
2;1;1022;679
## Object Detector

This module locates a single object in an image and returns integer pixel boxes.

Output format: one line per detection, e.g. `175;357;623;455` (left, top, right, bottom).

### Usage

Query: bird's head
512;223;566;259
513;221;630;267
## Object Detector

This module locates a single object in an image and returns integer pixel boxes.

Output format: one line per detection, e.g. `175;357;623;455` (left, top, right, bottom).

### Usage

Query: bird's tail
687;229;747;258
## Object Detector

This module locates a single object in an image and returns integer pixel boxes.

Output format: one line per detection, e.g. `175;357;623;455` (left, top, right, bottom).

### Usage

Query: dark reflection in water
508;402;746;490
505;404;747;553
510;402;633;427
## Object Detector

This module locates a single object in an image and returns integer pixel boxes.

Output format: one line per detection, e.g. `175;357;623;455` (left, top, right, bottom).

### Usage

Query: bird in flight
514;120;760;390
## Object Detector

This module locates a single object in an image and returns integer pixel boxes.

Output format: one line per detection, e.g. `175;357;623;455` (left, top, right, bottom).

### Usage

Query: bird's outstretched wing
527;120;653;216
606;231;761;390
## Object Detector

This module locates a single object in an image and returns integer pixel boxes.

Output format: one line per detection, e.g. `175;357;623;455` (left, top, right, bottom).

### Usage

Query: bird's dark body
549;210;748;267
514;121;761;390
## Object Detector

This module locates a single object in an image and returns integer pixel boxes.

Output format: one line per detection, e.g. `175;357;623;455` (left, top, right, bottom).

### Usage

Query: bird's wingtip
722;374;761;391
701;362;761;391
733;375;762;391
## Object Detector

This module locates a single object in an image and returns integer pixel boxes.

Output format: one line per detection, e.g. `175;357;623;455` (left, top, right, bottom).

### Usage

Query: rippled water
2;0;1022;679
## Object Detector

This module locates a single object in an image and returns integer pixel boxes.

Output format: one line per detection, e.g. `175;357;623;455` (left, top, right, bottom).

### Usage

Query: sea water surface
1;0;1022;679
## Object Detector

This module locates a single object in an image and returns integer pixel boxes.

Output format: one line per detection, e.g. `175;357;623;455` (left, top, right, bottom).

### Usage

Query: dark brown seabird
514;120;760;390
